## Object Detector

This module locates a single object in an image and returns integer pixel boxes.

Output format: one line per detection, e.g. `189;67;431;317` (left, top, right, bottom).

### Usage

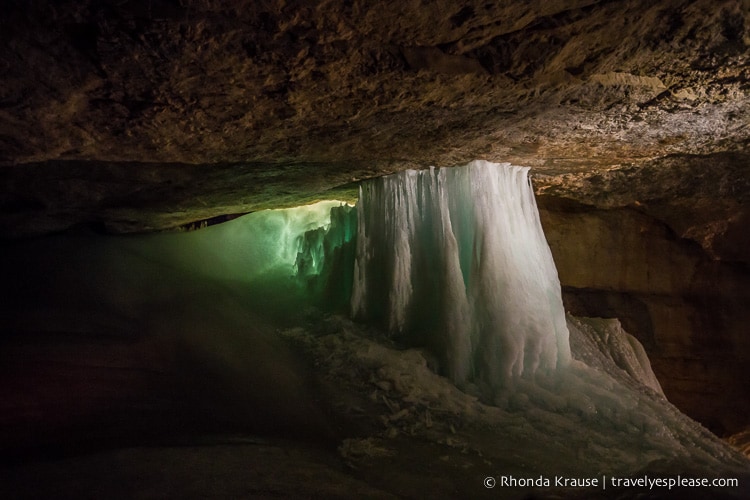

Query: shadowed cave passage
1;160;748;499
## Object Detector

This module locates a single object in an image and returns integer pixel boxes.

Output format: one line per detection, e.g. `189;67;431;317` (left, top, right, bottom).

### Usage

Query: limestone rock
1;0;747;169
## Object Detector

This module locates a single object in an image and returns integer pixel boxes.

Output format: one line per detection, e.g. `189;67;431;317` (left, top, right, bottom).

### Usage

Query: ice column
351;160;571;388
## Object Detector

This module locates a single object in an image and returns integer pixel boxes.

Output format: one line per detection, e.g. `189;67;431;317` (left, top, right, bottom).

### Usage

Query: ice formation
283;315;750;481
350;160;571;388
119;200;353;320
2;165;748;489
295;203;357;311
568;316;664;396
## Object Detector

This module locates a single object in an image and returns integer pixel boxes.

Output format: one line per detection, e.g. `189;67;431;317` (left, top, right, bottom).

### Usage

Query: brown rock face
537;154;750;435
1;0;748;236
543;206;750;435
1;0;748;169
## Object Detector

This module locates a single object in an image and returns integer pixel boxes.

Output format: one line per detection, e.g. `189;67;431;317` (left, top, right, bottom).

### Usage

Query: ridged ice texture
351;160;571;387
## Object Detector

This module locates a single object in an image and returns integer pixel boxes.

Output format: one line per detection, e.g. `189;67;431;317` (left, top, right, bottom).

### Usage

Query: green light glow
125;200;348;281
95;199;358;322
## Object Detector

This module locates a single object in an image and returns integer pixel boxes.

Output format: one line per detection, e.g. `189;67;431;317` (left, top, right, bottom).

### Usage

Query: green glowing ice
106;199;357;321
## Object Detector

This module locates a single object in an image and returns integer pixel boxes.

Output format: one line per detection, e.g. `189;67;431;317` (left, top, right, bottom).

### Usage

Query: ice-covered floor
1;311;748;499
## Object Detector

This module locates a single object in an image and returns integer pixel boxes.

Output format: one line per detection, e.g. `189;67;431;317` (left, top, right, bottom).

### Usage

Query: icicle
351;160;571;388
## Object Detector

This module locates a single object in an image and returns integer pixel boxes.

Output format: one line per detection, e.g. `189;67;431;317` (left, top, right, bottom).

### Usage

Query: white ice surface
351;161;570;388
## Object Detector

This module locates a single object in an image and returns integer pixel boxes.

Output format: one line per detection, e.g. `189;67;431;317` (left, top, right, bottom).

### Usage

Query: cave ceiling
0;0;748;237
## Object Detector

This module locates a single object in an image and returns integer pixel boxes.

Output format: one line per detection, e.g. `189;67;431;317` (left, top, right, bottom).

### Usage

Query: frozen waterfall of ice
3;175;748;485
351;160;571;389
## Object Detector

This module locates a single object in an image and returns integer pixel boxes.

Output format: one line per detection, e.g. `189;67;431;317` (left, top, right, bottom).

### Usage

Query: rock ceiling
0;0;748;235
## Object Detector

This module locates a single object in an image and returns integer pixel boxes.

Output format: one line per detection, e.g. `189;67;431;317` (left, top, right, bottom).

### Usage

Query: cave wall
538;192;750;436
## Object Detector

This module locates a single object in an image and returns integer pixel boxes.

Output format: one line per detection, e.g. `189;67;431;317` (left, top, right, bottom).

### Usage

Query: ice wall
122;199;352;319
295;203;357;311
0;200;352;338
134;200;346;283
351;160;571;389
569;315;664;396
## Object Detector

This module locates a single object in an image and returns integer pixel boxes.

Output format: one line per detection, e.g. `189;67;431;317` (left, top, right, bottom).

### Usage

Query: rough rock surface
533;152;750;436
1;0;748;169
536;153;750;264
539;197;750;436
1;0;748;236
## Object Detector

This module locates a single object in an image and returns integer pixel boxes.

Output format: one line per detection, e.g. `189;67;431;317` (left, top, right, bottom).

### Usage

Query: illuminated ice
351;160;571;388
2;174;748;484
